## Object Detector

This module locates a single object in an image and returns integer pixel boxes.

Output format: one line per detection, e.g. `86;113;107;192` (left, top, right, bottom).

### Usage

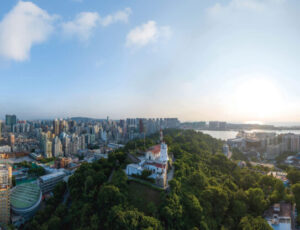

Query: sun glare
231;78;284;120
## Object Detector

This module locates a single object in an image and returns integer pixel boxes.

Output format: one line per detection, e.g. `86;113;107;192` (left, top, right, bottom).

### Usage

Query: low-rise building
11;182;42;223
126;130;169;188
227;138;246;150
264;202;292;230
39;171;65;194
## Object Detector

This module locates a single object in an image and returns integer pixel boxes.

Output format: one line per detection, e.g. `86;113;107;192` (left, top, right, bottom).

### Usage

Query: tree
270;180;285;203
246;188;267;216
28;166;46;177
169;179;181;194
202;186;230;228
84;176;94;195
161;193;183;229
188;171;208;190
292;183;300;211
26;129;285;230
182;193;203;227
296;214;300;226
231;200;247;220
141;169;152;180
238;216;272;230
287;169;300;184
97;185;125;220
259;175;277;195
80;203;93;227
48;216;62;230
90;214;100;230
107;206;162;230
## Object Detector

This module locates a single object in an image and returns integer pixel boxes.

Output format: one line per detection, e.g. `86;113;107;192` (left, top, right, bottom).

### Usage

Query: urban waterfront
199;130;300;140
1;0;300;229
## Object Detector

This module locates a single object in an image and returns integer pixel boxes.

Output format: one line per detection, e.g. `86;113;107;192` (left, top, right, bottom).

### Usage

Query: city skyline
1;0;300;122
3;114;300;128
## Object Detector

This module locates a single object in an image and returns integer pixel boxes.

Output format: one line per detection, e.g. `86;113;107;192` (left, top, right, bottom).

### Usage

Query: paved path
167;166;175;184
292;204;296;230
108;169;115;183
227;151;232;159
250;161;275;169
62;188;69;205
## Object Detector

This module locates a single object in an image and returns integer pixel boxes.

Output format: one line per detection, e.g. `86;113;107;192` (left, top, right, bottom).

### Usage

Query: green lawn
127;181;163;216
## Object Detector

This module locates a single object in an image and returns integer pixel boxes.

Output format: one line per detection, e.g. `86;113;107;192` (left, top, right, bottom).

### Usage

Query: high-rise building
52;136;63;157
209;121;220;130
53;119;60;136
70;137;79;155
139;119;144;133
62;136;71;155
282;134;300;152
5;114;17;130
79;135;86;150
43;140;53;158
0;164;12;225
59;120;68;134
9;133;15;147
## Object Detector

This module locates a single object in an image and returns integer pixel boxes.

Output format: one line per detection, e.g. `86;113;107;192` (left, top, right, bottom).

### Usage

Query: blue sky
0;0;300;122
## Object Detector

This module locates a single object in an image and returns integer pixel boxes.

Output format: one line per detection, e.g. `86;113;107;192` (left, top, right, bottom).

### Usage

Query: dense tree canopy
25;129;288;230
287;168;300;184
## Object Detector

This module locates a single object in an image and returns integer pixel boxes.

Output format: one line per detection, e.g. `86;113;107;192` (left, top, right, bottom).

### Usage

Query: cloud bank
62;8;131;40
207;0;286;16
61;12;100;41
0;1;56;61
0;2;132;61
126;21;171;48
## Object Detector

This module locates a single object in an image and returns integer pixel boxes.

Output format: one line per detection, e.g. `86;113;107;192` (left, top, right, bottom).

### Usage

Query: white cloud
0;1;56;61
126;21;171;48
0;2;132;61
100;8;132;27
62;12;100;41
231;0;265;11
207;0;285;16
62;8;131;41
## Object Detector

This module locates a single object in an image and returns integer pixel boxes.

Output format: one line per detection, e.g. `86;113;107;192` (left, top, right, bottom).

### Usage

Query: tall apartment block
0;164;12;225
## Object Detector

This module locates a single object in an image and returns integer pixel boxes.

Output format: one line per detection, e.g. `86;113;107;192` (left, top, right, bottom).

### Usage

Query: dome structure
10;182;42;220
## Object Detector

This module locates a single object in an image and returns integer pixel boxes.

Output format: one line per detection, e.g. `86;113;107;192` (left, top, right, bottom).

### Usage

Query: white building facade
126;131;169;187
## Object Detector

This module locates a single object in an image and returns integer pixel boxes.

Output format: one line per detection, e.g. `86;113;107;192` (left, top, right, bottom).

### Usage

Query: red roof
147;162;166;169
147;144;161;155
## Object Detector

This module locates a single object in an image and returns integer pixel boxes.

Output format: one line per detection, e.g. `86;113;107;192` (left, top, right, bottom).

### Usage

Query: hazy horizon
3;115;300;127
1;0;300;122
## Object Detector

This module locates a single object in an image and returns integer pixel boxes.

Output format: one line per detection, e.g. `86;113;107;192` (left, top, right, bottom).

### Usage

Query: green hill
26;129;287;230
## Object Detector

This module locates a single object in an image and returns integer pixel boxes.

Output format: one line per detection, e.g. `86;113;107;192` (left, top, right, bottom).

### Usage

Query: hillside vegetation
26;129;290;230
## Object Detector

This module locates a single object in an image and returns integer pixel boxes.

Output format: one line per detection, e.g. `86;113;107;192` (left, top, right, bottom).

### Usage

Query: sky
0;0;300;123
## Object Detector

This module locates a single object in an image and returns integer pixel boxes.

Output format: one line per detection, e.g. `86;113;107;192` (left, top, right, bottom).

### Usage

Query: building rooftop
147;145;161;155
147;162;166;169
39;171;65;182
265;202;292;219
127;163;142;170
11;183;41;209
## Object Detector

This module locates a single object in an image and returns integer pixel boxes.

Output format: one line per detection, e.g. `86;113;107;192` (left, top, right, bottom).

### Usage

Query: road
227;151;232;159
108;169;115;183
167;165;174;184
